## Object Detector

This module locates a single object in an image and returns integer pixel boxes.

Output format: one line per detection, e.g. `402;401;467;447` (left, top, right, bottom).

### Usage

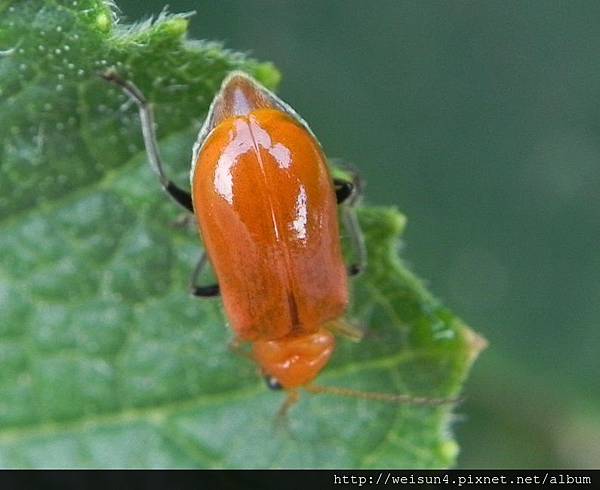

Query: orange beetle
103;70;452;410
191;74;352;390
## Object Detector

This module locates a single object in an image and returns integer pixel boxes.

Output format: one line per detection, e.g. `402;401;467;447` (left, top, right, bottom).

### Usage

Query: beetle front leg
101;69;195;213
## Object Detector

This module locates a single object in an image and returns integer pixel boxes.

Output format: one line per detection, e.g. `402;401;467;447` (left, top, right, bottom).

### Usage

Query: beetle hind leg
189;251;220;298
326;318;364;342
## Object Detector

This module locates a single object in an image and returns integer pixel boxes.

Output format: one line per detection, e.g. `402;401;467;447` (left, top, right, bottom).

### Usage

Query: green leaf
0;0;484;468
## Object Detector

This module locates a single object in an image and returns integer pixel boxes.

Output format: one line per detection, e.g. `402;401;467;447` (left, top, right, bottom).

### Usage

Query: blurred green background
117;0;600;468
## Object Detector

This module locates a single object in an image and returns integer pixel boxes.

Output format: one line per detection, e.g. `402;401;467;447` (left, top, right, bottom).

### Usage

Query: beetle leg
326;318;364;342
334;179;354;205
334;172;367;276
101;69;194;213
169;212;197;231
189;251;220;298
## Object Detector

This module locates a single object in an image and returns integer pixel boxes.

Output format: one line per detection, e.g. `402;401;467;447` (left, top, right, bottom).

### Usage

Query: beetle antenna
304;384;462;406
277;390;301;419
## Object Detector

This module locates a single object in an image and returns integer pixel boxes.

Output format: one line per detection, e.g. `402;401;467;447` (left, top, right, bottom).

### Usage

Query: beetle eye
264;375;283;391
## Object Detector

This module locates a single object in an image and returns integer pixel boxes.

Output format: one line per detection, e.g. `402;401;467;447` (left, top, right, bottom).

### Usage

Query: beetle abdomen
193;109;348;341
